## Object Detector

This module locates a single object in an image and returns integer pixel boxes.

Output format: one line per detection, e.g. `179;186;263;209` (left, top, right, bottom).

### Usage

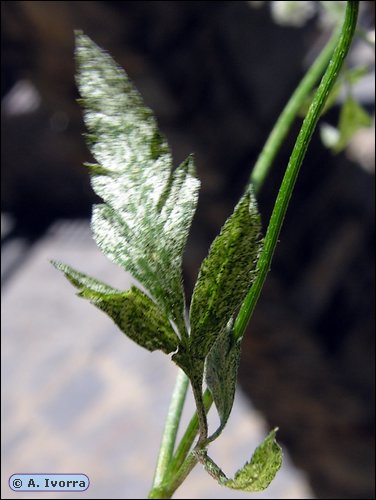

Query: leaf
205;320;241;442
51;261;179;354
51;260;122;295
189;186;262;361
332;95;372;153
195;429;282;492
343;66;369;85
173;187;261;441
75;33;200;337
225;429;282;491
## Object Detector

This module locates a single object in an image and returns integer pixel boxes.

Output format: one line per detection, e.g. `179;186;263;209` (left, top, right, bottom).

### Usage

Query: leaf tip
50;260;64;271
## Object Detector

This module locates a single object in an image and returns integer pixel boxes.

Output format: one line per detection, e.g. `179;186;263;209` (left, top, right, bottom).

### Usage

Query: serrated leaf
52;261;179;354
196;429;282;492
189;187;262;361
205;320;241;442
75;33;200;337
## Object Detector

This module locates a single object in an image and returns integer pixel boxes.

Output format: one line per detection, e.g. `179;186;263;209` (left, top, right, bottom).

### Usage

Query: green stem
163;22;345;477
168;389;213;478
166;452;198;497
251;26;341;193
148;389;213;499
148;2;359;498
149;369;189;497
234;0;359;340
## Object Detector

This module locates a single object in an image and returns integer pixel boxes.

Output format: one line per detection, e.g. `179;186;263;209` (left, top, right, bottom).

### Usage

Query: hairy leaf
196;429;282;492
51;260;122;295
52;261;179;354
205;320;241;441
75;33;200;337
173;187;261;441
225;429;282;491
189;187;262;360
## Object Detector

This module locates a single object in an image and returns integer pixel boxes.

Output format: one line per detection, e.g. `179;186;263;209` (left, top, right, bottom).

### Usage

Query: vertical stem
164;452;198;497
191;381;209;445
234;1;359;340
250;27;341;193
149;369;189;495
164;10;353;486
168;389;213;478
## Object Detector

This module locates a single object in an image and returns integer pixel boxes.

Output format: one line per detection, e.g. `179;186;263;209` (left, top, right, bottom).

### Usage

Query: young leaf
195;429;282;492
75;33;200;337
52;261;179;354
205;320;242;442
173;188;261;442
225;429;282;491
189;186;262;361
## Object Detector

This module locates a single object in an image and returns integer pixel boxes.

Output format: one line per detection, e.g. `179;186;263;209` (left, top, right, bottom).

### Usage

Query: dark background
2;2;375;498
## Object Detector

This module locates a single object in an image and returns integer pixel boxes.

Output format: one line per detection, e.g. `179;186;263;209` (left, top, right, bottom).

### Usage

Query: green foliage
172;186;262;445
75;32;200;338
189;188;262;361
54;32;265;454
60;32;264;451
53;1;360;493
225;429;283;491
60;26;372;496
196;429;282;492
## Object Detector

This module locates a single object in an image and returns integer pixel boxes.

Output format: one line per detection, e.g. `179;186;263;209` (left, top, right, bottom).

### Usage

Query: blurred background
2;1;375;499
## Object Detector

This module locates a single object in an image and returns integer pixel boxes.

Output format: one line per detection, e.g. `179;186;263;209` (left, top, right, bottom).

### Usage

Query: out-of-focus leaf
332;95;373;152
